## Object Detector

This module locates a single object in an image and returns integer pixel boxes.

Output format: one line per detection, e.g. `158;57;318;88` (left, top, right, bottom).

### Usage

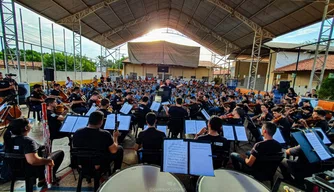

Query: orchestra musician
164;97;189;138
30;84;45;122
68;87;87;115
3;73;18;96
220;107;245;125
160;78;183;102
111;89;124;112
248;104;273;142
297;109;329;133
87;92;100;108
3;118;64;186
50;83;62;102
271;107;292;143
0;72;15;100
45;98;70;141
300;100;313;119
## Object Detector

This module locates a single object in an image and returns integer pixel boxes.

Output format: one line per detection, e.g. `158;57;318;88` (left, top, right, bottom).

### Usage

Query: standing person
30;84;44;122
65;77;73;89
160;78;183;102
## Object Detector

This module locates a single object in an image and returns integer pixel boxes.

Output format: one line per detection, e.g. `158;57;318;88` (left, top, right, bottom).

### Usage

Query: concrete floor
0;106;257;192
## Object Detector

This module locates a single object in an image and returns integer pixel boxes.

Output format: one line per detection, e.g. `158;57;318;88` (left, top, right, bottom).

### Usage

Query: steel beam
308;0;334;89
206;0;274;38
72;21;82;84
57;0;120;24
247;30;263;89
0;0;20;76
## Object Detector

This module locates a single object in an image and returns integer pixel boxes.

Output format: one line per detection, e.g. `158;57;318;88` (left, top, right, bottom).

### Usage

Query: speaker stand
47;80;50;95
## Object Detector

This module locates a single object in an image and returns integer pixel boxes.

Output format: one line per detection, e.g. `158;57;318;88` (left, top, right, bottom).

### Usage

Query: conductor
160;79;183;102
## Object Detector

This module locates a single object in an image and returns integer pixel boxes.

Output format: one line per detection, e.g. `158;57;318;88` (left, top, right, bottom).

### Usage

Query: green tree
318;77;334;100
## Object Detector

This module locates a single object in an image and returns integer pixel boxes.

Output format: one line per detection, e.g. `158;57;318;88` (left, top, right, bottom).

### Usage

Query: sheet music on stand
60;116;89;133
185;120;206;134
117;114;131;131
313;128;331;145
144;125;167;135
85;105;98;116
162;139;214;176
150;101;161;112
104;114;116;130
234;126;248;141
305;132;332;161
120;102;133;114
201;109;210;120
222;125;235;141
161;101;170;105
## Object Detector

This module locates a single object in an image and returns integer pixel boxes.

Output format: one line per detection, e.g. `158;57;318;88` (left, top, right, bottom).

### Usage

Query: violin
272;115;283;124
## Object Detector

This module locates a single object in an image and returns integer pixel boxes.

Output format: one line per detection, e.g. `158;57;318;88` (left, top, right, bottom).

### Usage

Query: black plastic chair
251;152;284;187
26;96;41;121
71;148;111;192
168;117;186;138
211;147;230;169
4;153;36;192
137;149;162;166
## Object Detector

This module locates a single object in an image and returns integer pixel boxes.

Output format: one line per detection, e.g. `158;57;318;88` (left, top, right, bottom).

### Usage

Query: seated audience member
230;122;282;173
195;116;230;169
4;118;64;186
72;111;123;173
135;112;166;165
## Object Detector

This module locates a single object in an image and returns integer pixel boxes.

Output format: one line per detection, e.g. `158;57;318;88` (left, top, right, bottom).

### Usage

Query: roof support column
247;30;263;90
0;0;21;80
308;0;334;90
72;20;82;85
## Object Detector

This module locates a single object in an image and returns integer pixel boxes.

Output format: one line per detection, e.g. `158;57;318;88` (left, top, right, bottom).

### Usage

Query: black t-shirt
73;127;114;154
302;106;313;119
47;110;62;138
69;93;82;109
5;135;41;155
277;117;292;142
106;77;111;82
250;139;282;159
197;134;230;169
162;83;176;101
50;89;60;96
168;106;188;118
254;104;262;116
112;95;122;111
200;100;210;110
136;127;166;150
136;104;151;117
223;118;243;125
315;119;329;133
87;99;97;109
30;90;42;105
263;113;273;121
228;102;236;113
0;80;10;97
287;93;297;99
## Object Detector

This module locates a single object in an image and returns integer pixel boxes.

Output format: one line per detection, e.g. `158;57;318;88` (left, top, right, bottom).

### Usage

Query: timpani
98;164;186;192
197;169;269;192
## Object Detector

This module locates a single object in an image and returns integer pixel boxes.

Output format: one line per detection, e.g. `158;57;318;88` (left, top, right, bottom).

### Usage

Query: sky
0;3;326;63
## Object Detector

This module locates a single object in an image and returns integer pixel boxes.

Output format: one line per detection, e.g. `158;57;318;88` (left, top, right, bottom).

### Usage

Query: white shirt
66;80;73;88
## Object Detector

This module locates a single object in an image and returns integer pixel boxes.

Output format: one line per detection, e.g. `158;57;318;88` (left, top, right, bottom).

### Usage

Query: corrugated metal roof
273;55;334;72
15;0;328;56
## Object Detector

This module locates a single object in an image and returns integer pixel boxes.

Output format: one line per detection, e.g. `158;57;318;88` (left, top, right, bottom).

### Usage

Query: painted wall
0;69;101;85
123;63;213;80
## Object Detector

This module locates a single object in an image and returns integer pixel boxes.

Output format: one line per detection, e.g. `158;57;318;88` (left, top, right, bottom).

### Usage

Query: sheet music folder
161;139;214;176
292;130;333;163
60;115;89;133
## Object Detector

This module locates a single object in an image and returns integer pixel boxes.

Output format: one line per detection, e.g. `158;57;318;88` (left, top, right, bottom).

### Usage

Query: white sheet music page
201;109;210;120
234;126;248;141
163;140;188;174
305;132;332;161
118;115;131;131
85;105;98;116
60;116;77;132
185;120;196;134
72;117;89;132
104;114;116;130
150;101;161;112
273;129;285;144
195;121;207;133
189;142;214;176
315;128;331;144
222;125;235;141
157;125;167;135
120;103;132;114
